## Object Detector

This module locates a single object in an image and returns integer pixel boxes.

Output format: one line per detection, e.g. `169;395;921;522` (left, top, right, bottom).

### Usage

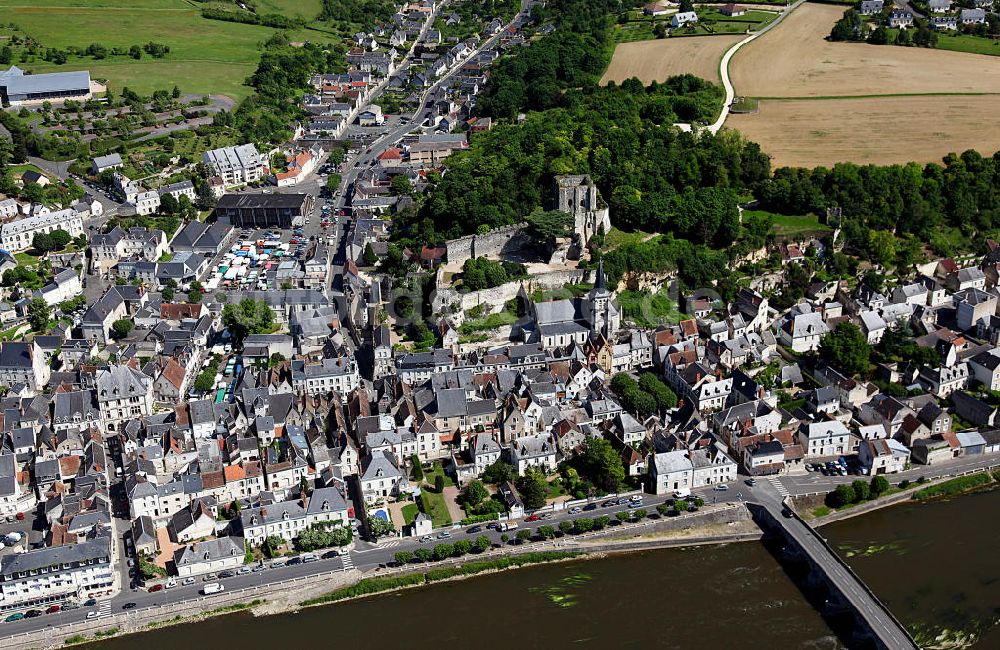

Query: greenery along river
84;543;843;650
823;485;1000;649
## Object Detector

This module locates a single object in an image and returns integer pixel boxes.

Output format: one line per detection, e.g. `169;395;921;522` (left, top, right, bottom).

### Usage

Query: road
708;0;807;134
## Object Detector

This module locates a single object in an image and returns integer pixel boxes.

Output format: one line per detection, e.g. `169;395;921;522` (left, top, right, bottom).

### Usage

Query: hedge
911;472;994;501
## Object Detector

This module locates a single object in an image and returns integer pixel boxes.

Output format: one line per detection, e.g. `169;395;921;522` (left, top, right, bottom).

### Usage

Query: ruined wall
445;223;531;265
433;268;591;321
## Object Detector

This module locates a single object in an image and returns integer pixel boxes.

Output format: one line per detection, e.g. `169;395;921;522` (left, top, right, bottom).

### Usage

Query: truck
498;520;518;532
201;582;224;595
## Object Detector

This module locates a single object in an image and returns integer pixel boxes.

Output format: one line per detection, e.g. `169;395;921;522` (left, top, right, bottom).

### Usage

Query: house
643;2;670;16
91;153;123;175
926;0;951;12
0;208;84;252
888;8;913;28
970;350;1000;391
510;433;557;476
859;438;909;475
0;539;113;608
360;450;407;504
778;311;829;353
203;144;264;187
0;341;50;392
95;364;154;432
173;537;245;578
649;450;693;495
671;11;698;28
798;420;850;458
859;0;884;14
720;4;747;16
960;8;987;23
929;15;959;29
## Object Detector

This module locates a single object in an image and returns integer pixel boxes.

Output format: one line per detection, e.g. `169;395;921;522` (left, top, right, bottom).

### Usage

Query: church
522;261;621;349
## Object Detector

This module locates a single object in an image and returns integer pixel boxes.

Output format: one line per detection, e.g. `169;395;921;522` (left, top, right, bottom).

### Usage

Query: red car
524;515;540;522
46;605;61;614
147;584;164;593
15;512;24;521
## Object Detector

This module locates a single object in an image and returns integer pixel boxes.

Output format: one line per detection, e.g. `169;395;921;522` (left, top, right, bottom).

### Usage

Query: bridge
750;492;918;650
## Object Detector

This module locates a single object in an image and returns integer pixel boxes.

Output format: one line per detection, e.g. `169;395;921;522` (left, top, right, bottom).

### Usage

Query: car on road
84;599;97;607
148;584;164;593
46;605;60;614
782;508;794;519
524;515;540;522
24;610;42;618
122;603;137;610
713;484;729;491
420;535;433;543
165;578;177;588
5;612;23;622
203;573;218;582
287;557;302;566
466;526;482;534
218;570;236;578
616;497;629;506
437;531;452;539
302;554;319;564
238;566;252;575
62;603;80;610
630;494;643;502
86;612;99;620
745;478;758;487
181;577;195;586
568;506;582;515
673;489;692;499
322;550;341;559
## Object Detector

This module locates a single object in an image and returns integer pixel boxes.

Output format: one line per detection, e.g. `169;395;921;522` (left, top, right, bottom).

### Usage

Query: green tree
394;551;414;565
829;483;857;508
193;369;216;393
269;352;286;368
411;455;424;481
262;535;284;558
391;174;413;196
161;286;175;301
516;468;549;510
616;510;630;523
851;479;870;503
32;232;55;253
27;298;50;332
474;535;491;552
525;209;574;249
537;525;556;539
48;229;72;250
460;480;489;508
434;474;445;493
222;298;275;346
363;243;378;267
819;322;871;376
414;548;433;562
579;436;626;493
187;289;203;303
870;475;890;497
453;539;472;555
515;529;531;543
559;520;574;534
111;318;134;339
482;460;515;485
433;543;454;560
639;372;678;412
368;516;395;539
679;0;694;12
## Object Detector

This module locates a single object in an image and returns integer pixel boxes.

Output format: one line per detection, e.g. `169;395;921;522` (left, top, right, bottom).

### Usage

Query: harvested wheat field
601;35;743;85
730;2;1000;97
728;95;1000;168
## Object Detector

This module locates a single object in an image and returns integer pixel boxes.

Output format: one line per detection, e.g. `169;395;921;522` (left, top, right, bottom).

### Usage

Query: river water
86;488;999;650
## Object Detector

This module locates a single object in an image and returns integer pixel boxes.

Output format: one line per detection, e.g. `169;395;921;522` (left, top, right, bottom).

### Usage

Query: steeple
594;259;607;292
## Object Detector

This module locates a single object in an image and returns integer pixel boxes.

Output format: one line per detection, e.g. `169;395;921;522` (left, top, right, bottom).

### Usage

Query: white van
673;488;691;499
201;582;224;595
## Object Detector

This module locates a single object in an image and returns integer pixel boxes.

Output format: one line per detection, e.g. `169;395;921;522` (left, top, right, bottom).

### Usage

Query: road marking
341;554;354;571
767;476;790;497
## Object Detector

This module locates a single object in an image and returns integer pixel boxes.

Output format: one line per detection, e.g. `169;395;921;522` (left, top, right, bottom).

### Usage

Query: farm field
601;35;743;85
728;95;1000;168
0;0;323;101
729;2;1000;97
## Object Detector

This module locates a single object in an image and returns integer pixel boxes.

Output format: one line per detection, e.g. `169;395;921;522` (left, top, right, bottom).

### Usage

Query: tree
851;479;870;503
48;229;71;250
656;504;669;516
222;298;275;346
411;455;424;481
434;474;445;493
159;193;179;215
579;436;625;493
679;0;694;12
27;298;50;332
111;318;134;339
515;529;531;543
474;535;491;552
414;548;433;562
453;539;472;555
639;373;678;412
525;209;574;249
363;243;378;267
870;475;890;497
868;25;889;45
819;322;871;376
433;543;453;560
829;483;856;508
161;286;175;301
391;173;413;196
262;535;284;558
460;480;489;508
537;525;556;539
269;352;286;368
482;460;515;485
516;468;549;510
368;516;395;540
32;232;55;253
616;510;630;523
573;518;594;533
187;289;203;303
559;520;574;534
193;369;216;393
172;85;181;99
394;551;414;565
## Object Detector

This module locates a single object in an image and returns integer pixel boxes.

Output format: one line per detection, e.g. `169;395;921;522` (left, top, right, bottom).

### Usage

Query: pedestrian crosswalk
767;476;790;497
378;540;400;549
97;600;112;617
341;553;354;571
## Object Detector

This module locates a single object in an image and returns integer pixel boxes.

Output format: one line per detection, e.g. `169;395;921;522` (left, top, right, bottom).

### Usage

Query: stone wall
433;268;590;321
445;223;531;265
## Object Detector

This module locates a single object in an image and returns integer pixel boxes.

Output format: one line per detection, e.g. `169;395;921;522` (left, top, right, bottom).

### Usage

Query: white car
180;577;195;586
164;578;177;589
86;611;99;619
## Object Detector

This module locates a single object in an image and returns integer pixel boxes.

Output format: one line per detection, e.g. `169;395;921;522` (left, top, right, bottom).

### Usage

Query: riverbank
5;504;758;650
796;466;1000;528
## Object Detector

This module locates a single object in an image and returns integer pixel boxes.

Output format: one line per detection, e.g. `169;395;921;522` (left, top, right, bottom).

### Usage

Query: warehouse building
214;193;312;228
0;66;92;106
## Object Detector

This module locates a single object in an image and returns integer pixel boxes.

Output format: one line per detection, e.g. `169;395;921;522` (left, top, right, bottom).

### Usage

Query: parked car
302;554;318;564
745;478;758;487
616;497;629;506
713;484;729;491
24;610;42;618
122;603;137;610
437;531;452;539
420;535;433;543
180;577;195;586
203;573;218;582
86;611;99;620
524;515;540;522
218;570;235;578
45;605;60;614
83;599;97;606
466;526;482;534
5;613;24;622
61;603;80;610
568;506;583;515
148;584;164;593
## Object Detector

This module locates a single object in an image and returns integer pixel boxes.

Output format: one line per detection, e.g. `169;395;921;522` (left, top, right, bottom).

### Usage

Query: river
85;488;1000;650
823;486;1000;648
85;542;842;650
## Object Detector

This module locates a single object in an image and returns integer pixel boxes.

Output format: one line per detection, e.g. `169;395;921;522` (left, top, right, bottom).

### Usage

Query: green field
934;33;1000;57
743;209;833;239
0;0;327;100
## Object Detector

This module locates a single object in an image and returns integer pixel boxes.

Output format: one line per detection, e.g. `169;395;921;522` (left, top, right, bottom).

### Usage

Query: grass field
418;490;453;528
601;35;743;85
743;209;832;239
729;3;1000;97
728;95;1000;167
0;0;325;100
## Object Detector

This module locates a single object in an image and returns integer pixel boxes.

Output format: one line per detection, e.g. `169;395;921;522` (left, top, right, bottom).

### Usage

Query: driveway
441;486;465;523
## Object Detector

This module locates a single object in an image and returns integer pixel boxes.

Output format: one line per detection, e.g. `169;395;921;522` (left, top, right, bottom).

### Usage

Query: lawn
0;0;329;100
422;463;455;490
743;209;832;239
602;227;656;251
934;33;1000;57
459;309;518;335
418;490;453;528
618;287;688;327
401;503;419;526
